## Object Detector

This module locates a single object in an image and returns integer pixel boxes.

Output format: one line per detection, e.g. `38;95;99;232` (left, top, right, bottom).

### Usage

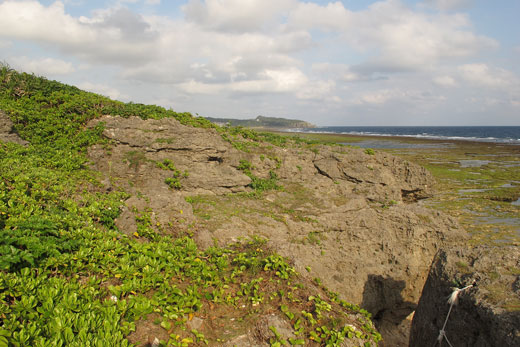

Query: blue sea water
289;126;520;144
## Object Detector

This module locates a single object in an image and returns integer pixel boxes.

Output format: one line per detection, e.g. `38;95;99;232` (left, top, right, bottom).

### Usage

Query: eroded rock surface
87;115;465;345
0;110;28;145
410;246;520;347
88;116;251;235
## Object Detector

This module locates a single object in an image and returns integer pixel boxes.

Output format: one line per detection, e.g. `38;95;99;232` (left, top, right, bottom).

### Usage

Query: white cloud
177;66;310;95
0;1;93;43
288;1;351;32
433;75;457;87
183;0;297;32
0;1;158;65
458;63;515;88
174;63;337;101
289;0;497;73
117;14;310;88
352;89;410;105
423;0;473;11
11;56;75;75
311;63;387;83
296;79;337;100
0;0;498;90
0;39;12;49
349;87;447;107
78;82;129;100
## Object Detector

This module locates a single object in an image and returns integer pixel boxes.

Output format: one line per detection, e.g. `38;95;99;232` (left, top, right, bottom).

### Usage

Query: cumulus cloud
0;1;158;65
433;75;457;87
346;86;447;107
311;63;388;83
358;90;396;105
178;66;312;95
78;82;129;100
11;56;75;75
289;0;497;73
0;0;499;92
183;0;297;32
0;40;12;49
296;79;337;100
288;1;351;32
458;63;515;88
352;89;419;105
423;0;473;11
116;0;161;5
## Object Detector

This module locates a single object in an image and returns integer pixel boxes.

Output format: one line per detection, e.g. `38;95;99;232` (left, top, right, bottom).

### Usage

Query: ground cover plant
0;64;381;346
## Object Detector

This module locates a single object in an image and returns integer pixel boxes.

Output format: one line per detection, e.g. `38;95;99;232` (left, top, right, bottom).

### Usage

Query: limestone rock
0;110;28;145
85;115;467;344
410;246;520;347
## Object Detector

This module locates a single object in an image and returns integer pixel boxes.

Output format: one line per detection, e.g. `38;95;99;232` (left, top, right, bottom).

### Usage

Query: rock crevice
410;246;520;347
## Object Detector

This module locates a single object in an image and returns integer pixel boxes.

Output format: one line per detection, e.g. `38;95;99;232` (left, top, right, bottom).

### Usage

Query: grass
237;159;283;195
156;159;188;189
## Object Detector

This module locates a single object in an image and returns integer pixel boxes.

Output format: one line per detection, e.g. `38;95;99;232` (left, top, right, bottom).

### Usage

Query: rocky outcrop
87;115;465;345
410;246;520;346
0;110;28;145
89;115;250;193
88;116;251;235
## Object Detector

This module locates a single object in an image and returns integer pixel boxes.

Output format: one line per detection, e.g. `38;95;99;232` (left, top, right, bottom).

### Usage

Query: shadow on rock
362;274;416;347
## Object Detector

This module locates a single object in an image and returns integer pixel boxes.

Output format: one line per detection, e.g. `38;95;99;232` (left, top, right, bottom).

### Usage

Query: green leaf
288;338;305;345
161;321;172;331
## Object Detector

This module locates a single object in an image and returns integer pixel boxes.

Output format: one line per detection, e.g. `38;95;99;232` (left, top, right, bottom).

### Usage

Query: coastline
283;125;520;145
264;127;520;147
263;128;520;245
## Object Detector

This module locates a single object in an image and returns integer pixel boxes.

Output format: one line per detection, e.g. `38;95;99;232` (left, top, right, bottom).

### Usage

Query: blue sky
1;0;519;125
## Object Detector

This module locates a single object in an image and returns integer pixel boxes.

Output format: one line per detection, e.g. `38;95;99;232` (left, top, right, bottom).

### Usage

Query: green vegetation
0;64;380;345
215;122;330;153
364;148;376;156
156;159;188;190
237;159;282;194
379;141;520;245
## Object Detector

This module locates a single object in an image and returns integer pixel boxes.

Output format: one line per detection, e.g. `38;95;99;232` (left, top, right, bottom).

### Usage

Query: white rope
435;283;474;346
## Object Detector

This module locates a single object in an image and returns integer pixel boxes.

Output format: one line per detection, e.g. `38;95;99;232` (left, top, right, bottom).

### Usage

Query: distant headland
205;115;315;129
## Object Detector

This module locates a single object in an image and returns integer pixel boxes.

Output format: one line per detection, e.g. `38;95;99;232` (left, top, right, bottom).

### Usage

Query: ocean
289;126;520;145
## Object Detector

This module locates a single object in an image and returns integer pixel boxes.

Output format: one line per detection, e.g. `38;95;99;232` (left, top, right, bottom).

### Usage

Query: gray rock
410;246;520;347
86;115;468;344
0;110;28;145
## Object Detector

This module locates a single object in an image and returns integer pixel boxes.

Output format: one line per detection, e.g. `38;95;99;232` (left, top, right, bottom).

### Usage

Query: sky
1;0;519;126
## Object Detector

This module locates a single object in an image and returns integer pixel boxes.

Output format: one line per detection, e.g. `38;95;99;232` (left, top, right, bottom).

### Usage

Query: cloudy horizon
1;0;519;126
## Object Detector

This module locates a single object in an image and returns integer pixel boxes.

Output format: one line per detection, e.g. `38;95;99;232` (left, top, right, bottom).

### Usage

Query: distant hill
205;115;315;129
